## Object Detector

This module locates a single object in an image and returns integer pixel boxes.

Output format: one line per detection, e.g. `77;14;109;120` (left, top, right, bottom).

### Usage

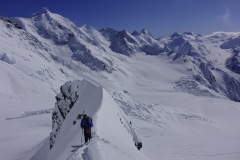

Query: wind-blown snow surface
31;79;147;160
1;8;240;160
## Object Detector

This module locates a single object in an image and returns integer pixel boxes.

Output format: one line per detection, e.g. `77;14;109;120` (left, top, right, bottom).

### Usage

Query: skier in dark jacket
81;113;93;143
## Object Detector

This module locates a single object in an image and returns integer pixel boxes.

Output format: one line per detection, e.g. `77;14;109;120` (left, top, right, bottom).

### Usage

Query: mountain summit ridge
1;8;240;160
0;8;240;102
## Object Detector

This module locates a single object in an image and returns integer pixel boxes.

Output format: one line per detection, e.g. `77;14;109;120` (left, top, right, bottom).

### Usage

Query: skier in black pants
80;113;93;143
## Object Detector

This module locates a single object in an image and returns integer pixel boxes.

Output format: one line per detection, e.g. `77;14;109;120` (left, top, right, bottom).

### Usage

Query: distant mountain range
0;7;240;102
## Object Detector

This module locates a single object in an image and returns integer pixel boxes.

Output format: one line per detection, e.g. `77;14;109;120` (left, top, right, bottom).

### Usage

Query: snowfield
30;79;147;160
0;8;240;160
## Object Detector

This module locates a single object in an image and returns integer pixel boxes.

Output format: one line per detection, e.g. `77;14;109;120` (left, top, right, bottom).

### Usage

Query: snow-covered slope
220;35;240;74
1;8;240;160
30;79;147;160
100;28;164;56
2;8;240;102
161;31;240;101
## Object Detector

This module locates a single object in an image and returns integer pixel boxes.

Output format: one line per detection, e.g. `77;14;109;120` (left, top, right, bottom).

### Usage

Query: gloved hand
73;120;76;125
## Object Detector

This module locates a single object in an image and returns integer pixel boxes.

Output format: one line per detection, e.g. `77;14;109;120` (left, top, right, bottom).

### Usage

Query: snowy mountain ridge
1;8;240;160
31;79;146;160
9;7;239;102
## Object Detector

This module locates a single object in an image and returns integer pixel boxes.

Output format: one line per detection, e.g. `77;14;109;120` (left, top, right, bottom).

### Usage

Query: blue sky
0;0;239;36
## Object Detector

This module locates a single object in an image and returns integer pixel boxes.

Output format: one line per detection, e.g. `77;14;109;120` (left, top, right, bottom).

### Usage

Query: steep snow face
100;28;164;56
220;36;240;49
31;79;147;160
226;53;240;74
29;8;77;45
163;32;203;57
159;31;240;102
11;9;115;73
134;29;164;55
100;28;138;56
220;36;240;74
0;15;81;94
4;8;240;101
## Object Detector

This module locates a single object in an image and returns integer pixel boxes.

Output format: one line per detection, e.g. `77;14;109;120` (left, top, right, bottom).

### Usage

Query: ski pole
81;128;84;144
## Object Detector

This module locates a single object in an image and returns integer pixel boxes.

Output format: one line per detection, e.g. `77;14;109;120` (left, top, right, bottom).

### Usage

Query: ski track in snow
5;108;53;120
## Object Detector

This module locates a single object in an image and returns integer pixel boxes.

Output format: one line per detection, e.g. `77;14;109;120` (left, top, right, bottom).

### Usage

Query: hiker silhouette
80;112;93;143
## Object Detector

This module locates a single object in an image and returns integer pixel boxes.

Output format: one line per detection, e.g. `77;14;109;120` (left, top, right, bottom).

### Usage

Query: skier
80;112;93;143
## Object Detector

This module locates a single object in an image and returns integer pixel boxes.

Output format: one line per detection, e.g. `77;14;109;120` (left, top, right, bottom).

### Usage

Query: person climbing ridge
80;112;93;143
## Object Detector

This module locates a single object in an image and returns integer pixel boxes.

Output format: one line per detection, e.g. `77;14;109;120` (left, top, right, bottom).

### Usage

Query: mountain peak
41;7;50;14
99;27;117;33
141;29;152;35
31;7;51;17
183;32;194;35
81;24;95;30
121;29;128;33
132;30;140;36
171;32;182;38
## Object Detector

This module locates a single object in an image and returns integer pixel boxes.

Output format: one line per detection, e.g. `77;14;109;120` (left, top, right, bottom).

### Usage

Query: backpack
81;116;93;128
88;117;93;127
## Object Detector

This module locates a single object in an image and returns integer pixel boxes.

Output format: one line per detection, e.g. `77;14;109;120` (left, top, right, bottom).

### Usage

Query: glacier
1;8;240;160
